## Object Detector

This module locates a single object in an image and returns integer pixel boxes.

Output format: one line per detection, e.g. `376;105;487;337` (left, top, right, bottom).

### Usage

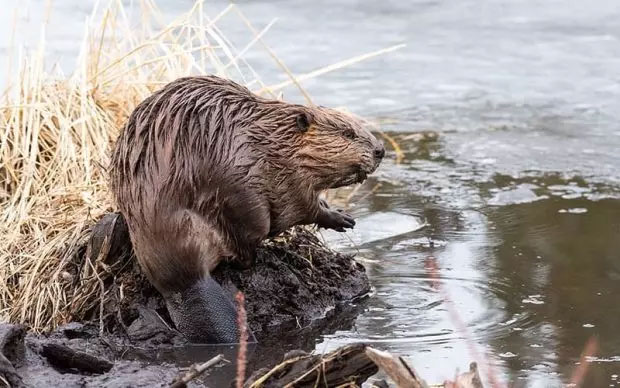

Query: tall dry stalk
235;292;249;388
0;0;402;331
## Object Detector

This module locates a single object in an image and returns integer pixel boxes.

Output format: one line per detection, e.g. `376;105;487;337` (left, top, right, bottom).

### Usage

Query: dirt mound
80;212;370;343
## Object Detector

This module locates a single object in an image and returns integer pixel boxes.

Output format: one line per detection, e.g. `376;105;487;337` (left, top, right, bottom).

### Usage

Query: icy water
2;0;620;386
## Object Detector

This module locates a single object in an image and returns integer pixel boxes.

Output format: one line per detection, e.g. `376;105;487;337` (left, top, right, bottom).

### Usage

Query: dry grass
0;0;402;331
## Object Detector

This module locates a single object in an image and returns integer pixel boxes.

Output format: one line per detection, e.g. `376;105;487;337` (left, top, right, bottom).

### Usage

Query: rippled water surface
2;0;620;386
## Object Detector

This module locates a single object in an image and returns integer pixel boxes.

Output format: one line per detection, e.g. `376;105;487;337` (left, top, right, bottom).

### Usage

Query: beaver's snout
369;140;385;172
354;141;384;184
374;142;385;160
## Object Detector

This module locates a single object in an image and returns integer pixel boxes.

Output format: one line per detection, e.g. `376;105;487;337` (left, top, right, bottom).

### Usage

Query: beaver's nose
374;143;385;160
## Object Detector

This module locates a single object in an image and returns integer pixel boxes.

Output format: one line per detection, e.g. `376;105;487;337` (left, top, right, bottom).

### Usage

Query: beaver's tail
165;276;241;343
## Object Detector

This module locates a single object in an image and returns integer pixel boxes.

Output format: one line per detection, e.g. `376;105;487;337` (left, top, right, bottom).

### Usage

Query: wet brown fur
109;75;382;295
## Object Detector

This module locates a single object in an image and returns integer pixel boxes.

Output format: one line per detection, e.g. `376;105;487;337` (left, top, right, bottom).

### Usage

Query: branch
170;354;227;388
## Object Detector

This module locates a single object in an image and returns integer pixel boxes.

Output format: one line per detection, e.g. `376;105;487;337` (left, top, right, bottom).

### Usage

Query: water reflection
485;197;620;387
316;135;620;386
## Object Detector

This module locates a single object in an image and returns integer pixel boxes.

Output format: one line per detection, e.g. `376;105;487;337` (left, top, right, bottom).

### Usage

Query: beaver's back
109;77;269;293
110;76;259;216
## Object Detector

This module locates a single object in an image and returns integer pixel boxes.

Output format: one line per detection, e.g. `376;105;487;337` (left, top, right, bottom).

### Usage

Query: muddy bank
0;323;483;388
1;323;201;387
0;213;371;387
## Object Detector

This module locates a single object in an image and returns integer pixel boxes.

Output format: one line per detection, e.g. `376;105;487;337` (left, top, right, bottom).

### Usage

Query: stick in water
170;354;227;388
235;292;249;388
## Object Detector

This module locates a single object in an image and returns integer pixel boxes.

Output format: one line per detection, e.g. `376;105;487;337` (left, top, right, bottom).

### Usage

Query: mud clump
214;227;369;336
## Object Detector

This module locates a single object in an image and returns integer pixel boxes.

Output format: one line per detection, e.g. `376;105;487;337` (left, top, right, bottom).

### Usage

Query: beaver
109;75;385;343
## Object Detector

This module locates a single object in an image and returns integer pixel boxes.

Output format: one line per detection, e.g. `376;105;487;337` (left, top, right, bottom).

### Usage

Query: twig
345;182;382;206
247;344;375;387
260;44;406;94
569;336;598;387
235;292;249;388
379;131;404;164
248;357;303;387
170;354;227;388
365;347;427;388
87;234;112;337
232;5;314;106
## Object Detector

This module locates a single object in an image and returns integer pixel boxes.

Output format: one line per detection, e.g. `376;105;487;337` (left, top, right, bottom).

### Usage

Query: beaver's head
288;105;385;190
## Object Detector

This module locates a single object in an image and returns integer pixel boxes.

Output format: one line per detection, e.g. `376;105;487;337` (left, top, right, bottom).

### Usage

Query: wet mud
0;215;371;387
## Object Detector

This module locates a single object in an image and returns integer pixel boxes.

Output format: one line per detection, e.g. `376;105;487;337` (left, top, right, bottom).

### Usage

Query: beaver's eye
343;128;357;140
296;113;310;133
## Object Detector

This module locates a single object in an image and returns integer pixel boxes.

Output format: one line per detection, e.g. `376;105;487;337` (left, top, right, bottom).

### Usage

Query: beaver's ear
296;113;311;133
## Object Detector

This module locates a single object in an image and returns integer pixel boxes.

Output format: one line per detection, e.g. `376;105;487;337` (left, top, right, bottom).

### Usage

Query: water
2;0;620;386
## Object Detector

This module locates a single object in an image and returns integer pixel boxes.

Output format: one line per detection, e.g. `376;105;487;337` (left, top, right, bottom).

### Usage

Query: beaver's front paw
317;208;355;232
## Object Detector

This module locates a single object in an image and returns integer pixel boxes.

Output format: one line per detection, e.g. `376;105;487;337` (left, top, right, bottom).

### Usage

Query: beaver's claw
316;200;355;232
